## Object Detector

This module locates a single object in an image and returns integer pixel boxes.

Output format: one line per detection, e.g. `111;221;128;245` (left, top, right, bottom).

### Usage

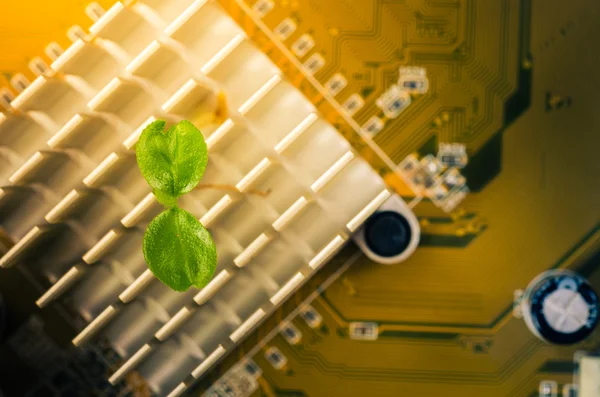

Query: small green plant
136;119;217;292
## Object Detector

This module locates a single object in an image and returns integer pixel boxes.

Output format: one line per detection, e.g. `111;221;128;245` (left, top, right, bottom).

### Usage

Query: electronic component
44;42;64;61
439;167;467;191
274;18;297;41
264;347;287;370
242;360;262;378
28;57;50;76
398;154;420;176
354;194;420;265
0;88;13;110
399;154;437;191
362;116;384;137
409;166;440;191
428;167;468;208
437;142;468;169
10;73;29;93
66;25;86;42
398;153;469;212
538;380;558;397
280;323;302;345
398;66;429;95
252;0;274;18
84;2;105;22
517;270;599;345
546;91;572;111
375;85;411;118
577;353;600;397
324;73;348;97
349;322;379;340
291;34;315;58
439;185;469;212
299;305;322;328
362;212;412;258
203;361;260;397
303;53;325;75
420;154;444;175
341;93;365;116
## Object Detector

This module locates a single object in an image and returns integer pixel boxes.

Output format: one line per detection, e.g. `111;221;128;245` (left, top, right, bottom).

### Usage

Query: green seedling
136;119;217;292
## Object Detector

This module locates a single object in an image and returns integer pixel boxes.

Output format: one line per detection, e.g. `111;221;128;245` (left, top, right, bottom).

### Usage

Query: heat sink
0;1;410;396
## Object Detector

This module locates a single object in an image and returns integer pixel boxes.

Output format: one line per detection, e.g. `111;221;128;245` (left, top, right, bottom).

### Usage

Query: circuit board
1;0;599;396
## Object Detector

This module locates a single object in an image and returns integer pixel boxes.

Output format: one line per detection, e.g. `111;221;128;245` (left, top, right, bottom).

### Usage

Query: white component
579;356;600;397
299;305;322;328
349;322;379;341
303;53;325;75
28;57;50;76
362;116;384;137
324;73;348;97
264;346;287;370
10;74;29;93
67;25;86;42
274;18;297;41
342;93;365;116
399;153;469;211
252;0;274;18
420;154;444;175
241;360;262;378
439;185;469;212
202;360;260;397
427;167;468;210
291;34;315;58
221;370;258;396
45;42;64;61
280;322;302;344
398;153;420;177
0;88;14;110
539;380;558;397
376;84;411;118
437;142;468;169
85;2;106;22
398;66;429;94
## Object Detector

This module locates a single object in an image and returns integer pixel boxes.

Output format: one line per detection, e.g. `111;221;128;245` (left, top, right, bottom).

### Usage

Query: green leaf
142;207;217;291
153;189;178;208
136;120;208;199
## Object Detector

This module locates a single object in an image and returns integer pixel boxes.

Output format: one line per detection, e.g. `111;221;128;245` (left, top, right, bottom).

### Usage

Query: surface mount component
398;66;429;95
437;142;468;169
375;84;411;119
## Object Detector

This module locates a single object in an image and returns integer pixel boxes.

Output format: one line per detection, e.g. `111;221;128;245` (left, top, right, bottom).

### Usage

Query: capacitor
363;211;412;258
354;195;420;265
520;270;599;345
